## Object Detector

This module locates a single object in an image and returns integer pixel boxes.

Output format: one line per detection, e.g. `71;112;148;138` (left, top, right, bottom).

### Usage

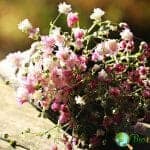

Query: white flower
75;96;85;106
120;29;133;41
18;19;32;32
58;2;72;14
90;8;105;21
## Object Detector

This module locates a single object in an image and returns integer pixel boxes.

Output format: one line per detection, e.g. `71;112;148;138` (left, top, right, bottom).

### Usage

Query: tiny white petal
120;29;133;41
58;2;72;14
18;19;32;32
75;96;85;105
90;8;105;21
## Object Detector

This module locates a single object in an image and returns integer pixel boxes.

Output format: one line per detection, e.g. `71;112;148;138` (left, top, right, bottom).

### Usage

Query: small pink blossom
109;87;121;97
98;69;108;80
142;89;150;98
51;102;61;112
114;63;126;74
75;39;84;49
138;66;149;75
28;28;40;40
128;70;140;82
67;12;79;27
105;39;118;54
91;51;104;62
72;28;85;39
58;112;70;124
56;47;70;61
41;36;55;53
60;104;69;113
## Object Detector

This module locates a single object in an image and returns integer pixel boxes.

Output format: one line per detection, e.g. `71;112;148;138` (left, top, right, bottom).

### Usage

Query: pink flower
51;102;61;112
142;89;150;98
67;12;79;27
114;63;126;74
51;67;64;88
77;55;87;71
41;36;55;53
60;104;69;112
75;39;83;49
58;112;70;124
72;28;85;39
109;87;121;97
119;40;134;52
120;81;131;91
23;77;35;93
139;66;149;75
28;28;40;40
105;39;118;54
62;70;73;83
119;40;127;50
91;51;104;62
128;70;140;82
56;47;70;61
98;69;108;80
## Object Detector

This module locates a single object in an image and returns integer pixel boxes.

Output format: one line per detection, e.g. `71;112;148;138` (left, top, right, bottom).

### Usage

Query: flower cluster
8;2;149;149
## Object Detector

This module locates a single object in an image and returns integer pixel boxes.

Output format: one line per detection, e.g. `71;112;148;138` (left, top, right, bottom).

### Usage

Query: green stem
49;13;61;34
85;37;90;50
53;13;61;25
87;22;97;33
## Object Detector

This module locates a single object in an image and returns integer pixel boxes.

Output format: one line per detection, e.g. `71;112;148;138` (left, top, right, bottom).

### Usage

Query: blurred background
0;0;150;59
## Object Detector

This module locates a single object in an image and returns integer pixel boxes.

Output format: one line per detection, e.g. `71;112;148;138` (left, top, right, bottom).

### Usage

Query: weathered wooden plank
0;78;67;150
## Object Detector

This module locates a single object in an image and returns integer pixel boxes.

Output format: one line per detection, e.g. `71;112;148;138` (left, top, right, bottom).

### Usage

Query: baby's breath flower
75;96;85;106
18;19;32;33
120;29;133;41
90;8;105;21
98;69;108;79
58;2;72;14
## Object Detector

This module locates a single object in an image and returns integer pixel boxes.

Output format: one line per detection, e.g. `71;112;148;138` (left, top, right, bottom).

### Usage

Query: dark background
0;0;150;59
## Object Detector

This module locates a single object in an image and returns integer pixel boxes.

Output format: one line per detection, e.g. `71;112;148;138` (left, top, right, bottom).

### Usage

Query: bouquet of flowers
6;2;149;149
